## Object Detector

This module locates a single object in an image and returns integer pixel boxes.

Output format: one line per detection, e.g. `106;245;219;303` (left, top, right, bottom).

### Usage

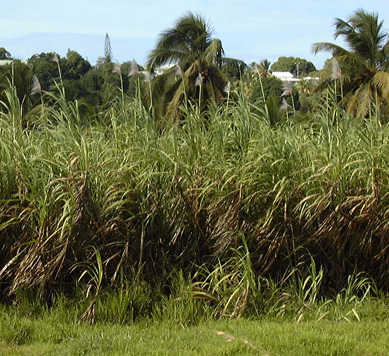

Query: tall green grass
0;82;388;320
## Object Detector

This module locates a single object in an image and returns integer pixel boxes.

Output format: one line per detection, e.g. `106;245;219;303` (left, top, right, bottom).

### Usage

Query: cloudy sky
1;0;388;69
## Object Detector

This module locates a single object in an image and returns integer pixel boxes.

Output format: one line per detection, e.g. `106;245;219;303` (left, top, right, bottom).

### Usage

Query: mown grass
1;266;388;356
0;298;388;356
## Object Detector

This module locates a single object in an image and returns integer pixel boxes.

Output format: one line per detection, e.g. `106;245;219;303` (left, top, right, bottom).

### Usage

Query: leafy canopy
270;57;316;77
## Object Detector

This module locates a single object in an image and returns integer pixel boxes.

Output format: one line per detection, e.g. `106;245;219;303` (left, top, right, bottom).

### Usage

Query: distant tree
252;59;272;78
100;61;125;103
28;52;61;91
221;59;248;80
121;60;143;97
294;78;317;95
62;50;91;80
80;69;104;105
81;59;140;105
56;50;92;100
0;47;11;60
251;76;283;102
0;59;33;113
27;51;94;102
293;78;320;113
271;56;316;77
250;75;301;112
104;33;113;63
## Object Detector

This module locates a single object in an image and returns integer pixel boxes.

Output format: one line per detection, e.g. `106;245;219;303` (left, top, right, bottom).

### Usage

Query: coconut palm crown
313;9;389;118
147;12;224;71
145;12;232;121
252;59;272;79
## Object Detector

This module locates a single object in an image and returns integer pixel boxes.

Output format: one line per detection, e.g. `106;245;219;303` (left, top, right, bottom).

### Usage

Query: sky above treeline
1;0;388;70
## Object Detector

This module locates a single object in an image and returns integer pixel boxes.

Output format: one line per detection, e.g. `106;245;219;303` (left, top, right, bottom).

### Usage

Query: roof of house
272;71;301;82
0;59;28;65
0;60;14;65
272;71;294;78
271;71;303;83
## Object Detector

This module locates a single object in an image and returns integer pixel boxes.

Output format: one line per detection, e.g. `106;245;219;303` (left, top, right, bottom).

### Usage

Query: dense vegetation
0;9;388;325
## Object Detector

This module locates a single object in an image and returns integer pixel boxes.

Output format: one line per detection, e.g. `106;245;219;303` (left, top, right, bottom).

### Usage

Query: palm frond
144;12;232;120
347;83;373;118
203;39;224;65
372;71;389;102
333;18;354;39
146;12;214;71
312;42;350;56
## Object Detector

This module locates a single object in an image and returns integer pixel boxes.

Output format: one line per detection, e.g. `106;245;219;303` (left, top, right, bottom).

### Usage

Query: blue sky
1;0;388;70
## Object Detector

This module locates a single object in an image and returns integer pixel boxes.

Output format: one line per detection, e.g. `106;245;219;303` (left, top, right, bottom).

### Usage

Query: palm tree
294;78;317;95
252;59;271;79
0;47;11;60
145;12;231;121
0;60;34;116
313;9;389;118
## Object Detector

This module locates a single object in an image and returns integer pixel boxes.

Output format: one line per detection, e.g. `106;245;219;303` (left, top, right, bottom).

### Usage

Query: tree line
0;9;389;123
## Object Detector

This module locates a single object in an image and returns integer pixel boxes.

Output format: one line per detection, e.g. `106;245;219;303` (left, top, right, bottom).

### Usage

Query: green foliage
0;47;11;59
28;52;61;91
0;60;33;117
294;78;320;113
145;12;232;121
220;59;248;80
104;32;112;63
265;95;288;125
62;50;91;80
313;9;389;118
95;279;155;324
1;81;389;306
152;270;212;326
270;56;316;77
1;299;389;356
1;15;389;349
250;76;283;101
0;314;33;345
27;50;92;103
192;234;263;318
250;59;272;79
79;59;138;106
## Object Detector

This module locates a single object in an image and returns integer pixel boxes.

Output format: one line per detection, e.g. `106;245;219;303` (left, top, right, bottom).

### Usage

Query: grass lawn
1;306;388;356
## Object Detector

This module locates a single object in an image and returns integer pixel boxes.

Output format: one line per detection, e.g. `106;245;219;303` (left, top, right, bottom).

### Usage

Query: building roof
272;71;294;78
272;71;300;83
0;59;28;65
0;60;14;65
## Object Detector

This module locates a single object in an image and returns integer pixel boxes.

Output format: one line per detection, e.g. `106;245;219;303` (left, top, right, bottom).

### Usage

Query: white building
0;59;28;66
272;71;300;83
